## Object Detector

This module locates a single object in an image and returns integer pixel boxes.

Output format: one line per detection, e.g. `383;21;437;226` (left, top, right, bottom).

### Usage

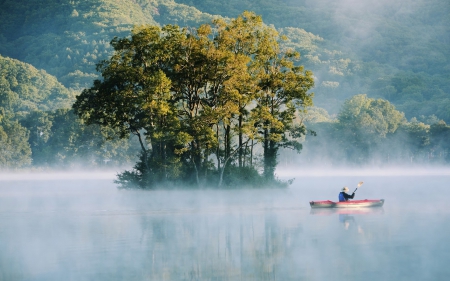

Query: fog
1;169;450;280
304;0;439;52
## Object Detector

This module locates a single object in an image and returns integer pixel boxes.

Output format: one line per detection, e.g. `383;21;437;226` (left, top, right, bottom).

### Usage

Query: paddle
353;181;364;193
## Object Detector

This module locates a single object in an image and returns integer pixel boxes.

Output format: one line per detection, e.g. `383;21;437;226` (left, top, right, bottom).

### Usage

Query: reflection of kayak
310;207;384;215
309;199;385;208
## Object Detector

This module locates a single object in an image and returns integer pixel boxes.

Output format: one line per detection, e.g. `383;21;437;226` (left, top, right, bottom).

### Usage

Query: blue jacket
339;192;355;202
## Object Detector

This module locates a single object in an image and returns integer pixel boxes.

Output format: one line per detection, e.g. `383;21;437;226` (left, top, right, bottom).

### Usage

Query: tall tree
213;12;262;168
74;25;184;184
251;25;315;180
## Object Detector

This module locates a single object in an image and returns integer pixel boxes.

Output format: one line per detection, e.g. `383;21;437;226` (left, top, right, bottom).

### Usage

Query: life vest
338;192;346;202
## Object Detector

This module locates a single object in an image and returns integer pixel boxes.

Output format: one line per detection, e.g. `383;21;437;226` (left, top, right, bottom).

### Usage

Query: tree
18;108;140;169
250;25;315;180
0;118;31;168
74;12;315;188
74;25;196;185
337;94;406;162
213;12;261;169
429;121;450;162
399;119;431;162
20;110;53;166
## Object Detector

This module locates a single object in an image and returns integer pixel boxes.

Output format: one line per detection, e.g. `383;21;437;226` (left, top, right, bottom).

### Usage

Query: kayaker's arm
343;192;355;200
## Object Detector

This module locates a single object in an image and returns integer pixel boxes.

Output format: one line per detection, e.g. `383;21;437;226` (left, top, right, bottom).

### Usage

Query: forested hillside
0;55;74;115
0;1;367;114
1;0;449;120
0;55;139;169
0;0;449;173
177;0;450;74
176;0;450;120
0;0;217;90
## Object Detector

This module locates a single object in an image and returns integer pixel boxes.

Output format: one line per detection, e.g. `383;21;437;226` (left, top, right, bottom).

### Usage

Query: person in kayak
339;186;355;202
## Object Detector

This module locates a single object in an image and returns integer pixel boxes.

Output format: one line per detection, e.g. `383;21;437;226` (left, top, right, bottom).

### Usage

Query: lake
1;169;449;281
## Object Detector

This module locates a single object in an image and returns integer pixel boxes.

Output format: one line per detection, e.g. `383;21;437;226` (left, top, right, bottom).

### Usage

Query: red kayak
309;199;385;208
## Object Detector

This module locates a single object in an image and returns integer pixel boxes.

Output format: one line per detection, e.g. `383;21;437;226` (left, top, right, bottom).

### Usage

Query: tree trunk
191;141;200;187
192;156;200;187
263;129;277;181
216;125;221;171
225;124;231;160
238;113;243;167
218;158;229;188
250;139;254;167
218;139;250;188
204;146;209;180
135;130;149;172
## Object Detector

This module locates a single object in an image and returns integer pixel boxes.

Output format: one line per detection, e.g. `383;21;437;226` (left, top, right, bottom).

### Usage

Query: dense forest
0;0;449;183
172;0;450;119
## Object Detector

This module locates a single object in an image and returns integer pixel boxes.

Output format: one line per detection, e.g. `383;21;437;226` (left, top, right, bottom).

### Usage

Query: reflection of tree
136;211;304;280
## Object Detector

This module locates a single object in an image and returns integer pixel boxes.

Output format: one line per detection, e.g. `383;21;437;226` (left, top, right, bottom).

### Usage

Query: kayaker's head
342;186;349;192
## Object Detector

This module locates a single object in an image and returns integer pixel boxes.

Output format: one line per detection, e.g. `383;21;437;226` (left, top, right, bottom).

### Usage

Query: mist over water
1;170;449;280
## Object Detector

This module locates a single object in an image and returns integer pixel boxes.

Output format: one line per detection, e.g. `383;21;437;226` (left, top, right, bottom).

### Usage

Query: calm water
1;171;449;281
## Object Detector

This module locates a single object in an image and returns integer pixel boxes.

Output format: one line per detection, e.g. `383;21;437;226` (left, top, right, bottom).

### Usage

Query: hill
0;0;219;89
0;54;74;117
0;0;449;121
175;0;450;120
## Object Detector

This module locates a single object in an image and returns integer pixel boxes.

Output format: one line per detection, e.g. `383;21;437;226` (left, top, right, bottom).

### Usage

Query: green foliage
0;0;217;90
0;53;138;169
399;119;430;152
1;0;449;171
334;94;405;162
0;55;75;116
299;96;450;166
2;0;448;122
155;0;215;26
75;13;314;188
297;106;334;124
20;109;140;168
0;118;31;169
338;94;406;138
174;0;450;121
430;121;450;161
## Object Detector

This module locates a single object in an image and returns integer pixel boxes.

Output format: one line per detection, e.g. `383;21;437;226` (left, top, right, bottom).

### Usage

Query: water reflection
2;176;450;281
0;208;307;280
310;207;384;233
309;207;385;216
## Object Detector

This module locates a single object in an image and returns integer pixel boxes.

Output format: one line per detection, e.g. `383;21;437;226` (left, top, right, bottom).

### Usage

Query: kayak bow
309;199;385;208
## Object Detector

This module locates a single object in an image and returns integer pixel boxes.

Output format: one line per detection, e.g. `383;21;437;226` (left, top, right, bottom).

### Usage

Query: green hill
0;0;449;121
0;54;75;169
0;0;217;90
0;54;74;117
0;0;355;112
0;0;155;89
176;0;450;73
174;0;450;120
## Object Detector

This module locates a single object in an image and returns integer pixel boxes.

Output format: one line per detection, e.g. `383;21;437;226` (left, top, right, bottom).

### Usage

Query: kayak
309;199;385;208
